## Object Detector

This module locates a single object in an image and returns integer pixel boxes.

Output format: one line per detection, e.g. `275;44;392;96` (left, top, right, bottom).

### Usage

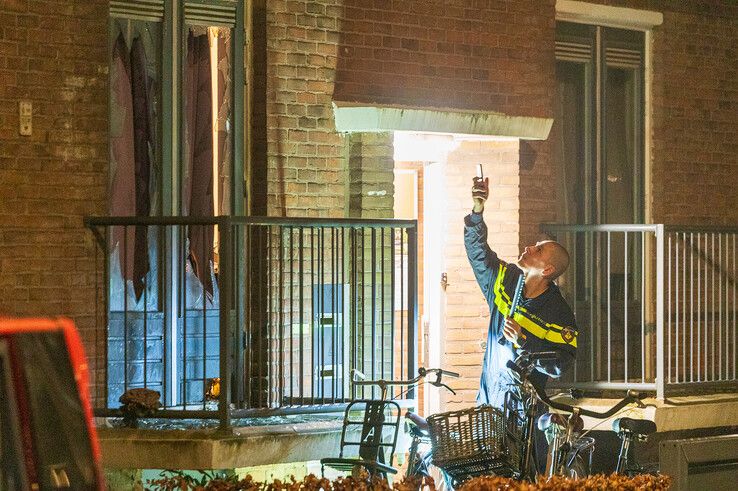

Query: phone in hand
476;164;484;180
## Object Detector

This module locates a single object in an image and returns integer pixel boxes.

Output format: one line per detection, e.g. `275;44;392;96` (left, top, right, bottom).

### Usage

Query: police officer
464;175;578;409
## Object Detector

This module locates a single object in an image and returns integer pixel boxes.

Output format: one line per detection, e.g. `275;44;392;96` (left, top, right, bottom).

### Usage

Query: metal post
406;225;418;398
235;224;245;407
218;218;232;429
656;224;665;400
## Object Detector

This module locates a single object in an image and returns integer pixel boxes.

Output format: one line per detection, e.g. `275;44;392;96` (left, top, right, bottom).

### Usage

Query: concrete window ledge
556;0;663;30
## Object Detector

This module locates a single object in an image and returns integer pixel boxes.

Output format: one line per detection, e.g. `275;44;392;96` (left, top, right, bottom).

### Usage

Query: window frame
555;21;646;225
107;0;245;407
109;0;245;217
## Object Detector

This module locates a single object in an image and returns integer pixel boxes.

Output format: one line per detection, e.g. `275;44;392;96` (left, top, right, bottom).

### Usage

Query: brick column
347;132;395;219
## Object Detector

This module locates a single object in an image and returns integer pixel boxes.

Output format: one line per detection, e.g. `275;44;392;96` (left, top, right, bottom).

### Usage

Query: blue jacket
464;212;578;408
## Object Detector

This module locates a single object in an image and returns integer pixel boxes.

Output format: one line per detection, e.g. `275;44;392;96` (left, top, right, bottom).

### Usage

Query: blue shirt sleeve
464;212;502;302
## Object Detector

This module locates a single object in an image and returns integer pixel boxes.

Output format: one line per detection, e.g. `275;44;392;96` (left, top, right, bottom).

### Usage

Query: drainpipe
244;0;254;216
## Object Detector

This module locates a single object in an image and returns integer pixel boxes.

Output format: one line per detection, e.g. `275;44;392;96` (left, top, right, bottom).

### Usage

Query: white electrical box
19;101;32;136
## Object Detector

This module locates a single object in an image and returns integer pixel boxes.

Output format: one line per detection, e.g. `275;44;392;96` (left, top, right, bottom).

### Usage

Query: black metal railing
85;216;418;427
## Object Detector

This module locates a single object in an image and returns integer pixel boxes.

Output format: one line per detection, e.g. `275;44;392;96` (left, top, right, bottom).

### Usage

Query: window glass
182;24;233;310
555;61;588;225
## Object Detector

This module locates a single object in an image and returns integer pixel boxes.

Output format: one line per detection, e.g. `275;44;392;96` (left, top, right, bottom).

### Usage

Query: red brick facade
648;6;738;225
0;0;108;354
0;0;736;409
334;0;555;118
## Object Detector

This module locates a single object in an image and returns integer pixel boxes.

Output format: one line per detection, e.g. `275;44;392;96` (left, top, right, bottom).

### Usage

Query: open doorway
393;132;521;414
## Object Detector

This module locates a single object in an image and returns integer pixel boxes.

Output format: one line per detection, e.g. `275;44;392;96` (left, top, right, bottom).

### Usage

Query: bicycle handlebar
420;367;460;378
350;367;459;395
505;359;644;419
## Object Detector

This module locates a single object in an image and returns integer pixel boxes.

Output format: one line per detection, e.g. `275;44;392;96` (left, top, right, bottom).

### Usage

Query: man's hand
502;317;523;344
472;177;489;213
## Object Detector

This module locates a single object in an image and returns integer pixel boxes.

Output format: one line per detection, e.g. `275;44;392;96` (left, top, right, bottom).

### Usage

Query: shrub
147;471;670;491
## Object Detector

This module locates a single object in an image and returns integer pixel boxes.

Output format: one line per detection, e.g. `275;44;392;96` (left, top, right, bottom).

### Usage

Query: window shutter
555;41;592;63
110;0;165;21
605;47;641;69
184;1;237;27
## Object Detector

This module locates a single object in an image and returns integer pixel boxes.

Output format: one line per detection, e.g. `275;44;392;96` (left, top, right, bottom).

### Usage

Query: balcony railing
542;224;738;399
86;216;418;427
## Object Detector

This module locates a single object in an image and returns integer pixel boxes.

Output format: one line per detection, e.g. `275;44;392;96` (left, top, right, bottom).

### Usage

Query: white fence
541;224;737;399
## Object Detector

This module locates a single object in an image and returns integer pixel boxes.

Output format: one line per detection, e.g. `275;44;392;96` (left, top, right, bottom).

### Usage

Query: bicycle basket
427;405;519;481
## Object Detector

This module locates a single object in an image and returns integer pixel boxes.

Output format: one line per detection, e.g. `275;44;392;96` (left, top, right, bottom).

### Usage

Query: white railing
541;224;738;399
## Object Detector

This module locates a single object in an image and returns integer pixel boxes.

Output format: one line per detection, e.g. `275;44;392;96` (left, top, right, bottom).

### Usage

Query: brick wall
335;0;555;118
0;0;108;365
647;7;738;225
261;0;347;217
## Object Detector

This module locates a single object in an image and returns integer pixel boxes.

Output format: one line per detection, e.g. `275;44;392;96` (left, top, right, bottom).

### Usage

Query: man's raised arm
464;176;502;298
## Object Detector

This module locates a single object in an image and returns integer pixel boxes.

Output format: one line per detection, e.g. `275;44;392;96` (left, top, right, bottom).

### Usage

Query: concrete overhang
556;0;663;31
332;102;554;140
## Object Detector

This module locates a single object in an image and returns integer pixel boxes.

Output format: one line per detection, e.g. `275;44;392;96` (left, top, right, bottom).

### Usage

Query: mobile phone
476;164;484;179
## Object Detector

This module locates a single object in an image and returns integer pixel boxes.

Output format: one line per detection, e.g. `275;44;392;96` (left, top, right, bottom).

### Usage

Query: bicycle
505;351;658;480
319;366;459;481
410;351;657;487
321;356;658;489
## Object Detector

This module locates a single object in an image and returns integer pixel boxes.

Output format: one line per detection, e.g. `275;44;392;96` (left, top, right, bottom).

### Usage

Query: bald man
465;176;578;409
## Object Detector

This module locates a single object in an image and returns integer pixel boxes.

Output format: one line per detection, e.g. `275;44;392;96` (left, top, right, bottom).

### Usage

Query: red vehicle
0;317;103;490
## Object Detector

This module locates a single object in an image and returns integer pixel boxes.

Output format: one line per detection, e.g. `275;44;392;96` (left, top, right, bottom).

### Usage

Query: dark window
554;21;645;225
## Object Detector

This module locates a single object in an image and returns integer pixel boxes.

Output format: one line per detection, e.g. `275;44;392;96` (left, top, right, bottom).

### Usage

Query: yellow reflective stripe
492;265;577;347
516;305;578;338
498;265;513;303
513;311;578;348
493;265;511;316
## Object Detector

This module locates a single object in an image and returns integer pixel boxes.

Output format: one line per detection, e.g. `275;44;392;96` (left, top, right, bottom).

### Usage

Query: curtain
184;31;215;300
109;32;154;302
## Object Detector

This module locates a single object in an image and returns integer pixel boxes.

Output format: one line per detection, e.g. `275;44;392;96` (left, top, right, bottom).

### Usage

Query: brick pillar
347;132;395;219
263;0;345;218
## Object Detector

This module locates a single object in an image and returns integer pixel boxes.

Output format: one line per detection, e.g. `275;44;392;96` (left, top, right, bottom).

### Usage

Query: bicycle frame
502;385;538;480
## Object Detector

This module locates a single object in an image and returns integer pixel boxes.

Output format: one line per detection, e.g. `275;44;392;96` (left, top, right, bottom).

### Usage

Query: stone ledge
99;419;346;470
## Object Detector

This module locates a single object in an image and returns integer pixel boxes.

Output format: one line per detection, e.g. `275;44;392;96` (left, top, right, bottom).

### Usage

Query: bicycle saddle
612;417;656;436
405;411;430;436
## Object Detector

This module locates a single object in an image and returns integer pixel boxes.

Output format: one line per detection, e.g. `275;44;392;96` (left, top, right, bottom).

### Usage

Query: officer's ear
542;264;556;280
